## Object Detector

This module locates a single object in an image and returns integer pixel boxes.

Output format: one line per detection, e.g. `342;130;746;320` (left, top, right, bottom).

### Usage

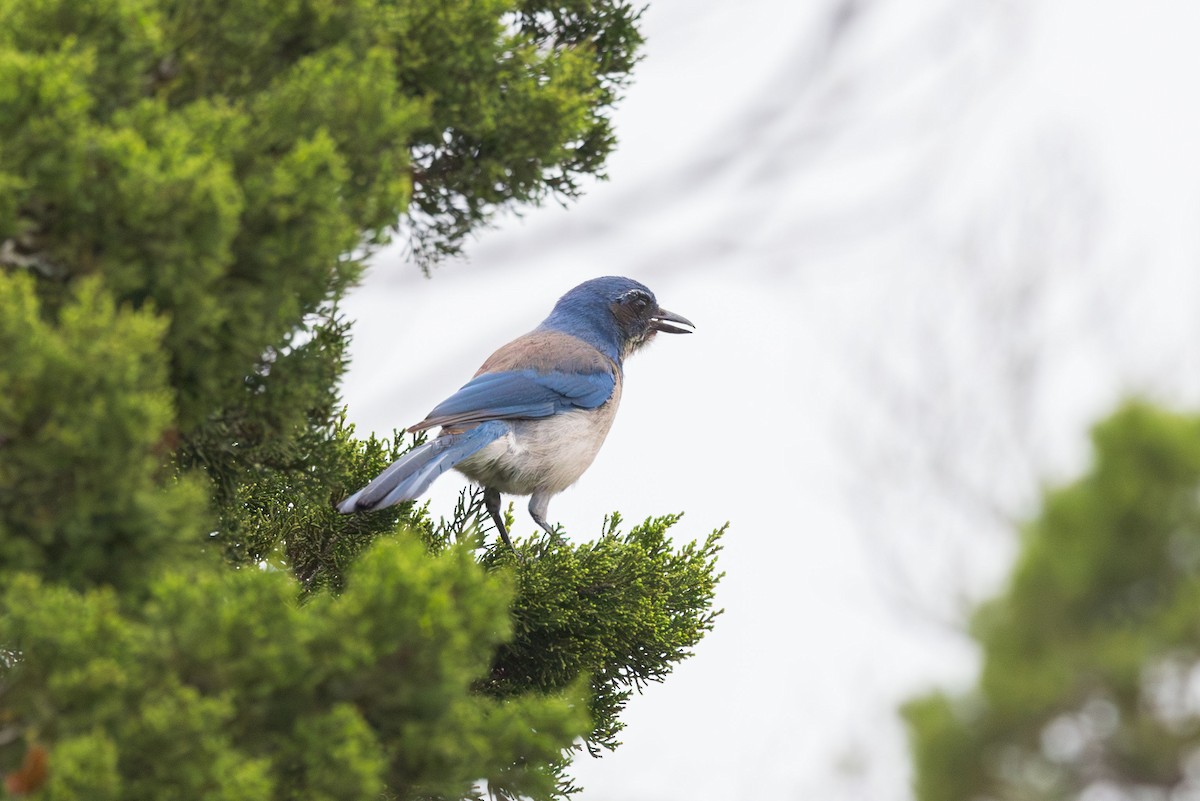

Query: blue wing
409;368;615;432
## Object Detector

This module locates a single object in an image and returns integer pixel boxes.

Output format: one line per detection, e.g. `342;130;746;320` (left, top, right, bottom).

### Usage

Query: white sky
340;1;1200;798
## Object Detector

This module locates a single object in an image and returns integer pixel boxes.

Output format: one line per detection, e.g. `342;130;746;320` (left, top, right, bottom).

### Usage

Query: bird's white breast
454;381;622;497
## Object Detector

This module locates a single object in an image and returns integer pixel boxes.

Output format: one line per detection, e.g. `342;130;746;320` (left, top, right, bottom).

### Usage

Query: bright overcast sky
341;1;1200;798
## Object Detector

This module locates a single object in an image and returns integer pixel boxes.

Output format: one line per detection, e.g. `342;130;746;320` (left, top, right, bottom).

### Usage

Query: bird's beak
650;307;695;334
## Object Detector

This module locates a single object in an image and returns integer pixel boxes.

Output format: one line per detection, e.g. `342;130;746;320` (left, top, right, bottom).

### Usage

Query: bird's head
541;276;694;361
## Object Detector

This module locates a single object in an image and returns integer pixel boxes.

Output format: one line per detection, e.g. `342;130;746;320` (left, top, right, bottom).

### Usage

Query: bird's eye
624;291;650;310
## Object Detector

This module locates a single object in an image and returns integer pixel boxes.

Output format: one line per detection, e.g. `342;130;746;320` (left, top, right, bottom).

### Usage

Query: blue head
539;276;694;362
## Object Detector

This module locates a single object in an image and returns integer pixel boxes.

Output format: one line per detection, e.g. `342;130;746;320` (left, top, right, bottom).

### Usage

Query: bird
336;276;694;551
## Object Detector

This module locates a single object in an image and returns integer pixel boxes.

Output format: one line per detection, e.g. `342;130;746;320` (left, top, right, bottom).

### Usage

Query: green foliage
904;402;1200;801
0;0;642;436
480;514;725;755
0;271;208;593
1;539;589;800
0;1;724;798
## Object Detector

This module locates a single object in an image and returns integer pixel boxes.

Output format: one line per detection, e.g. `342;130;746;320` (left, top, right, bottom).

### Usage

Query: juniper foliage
0;1;725;798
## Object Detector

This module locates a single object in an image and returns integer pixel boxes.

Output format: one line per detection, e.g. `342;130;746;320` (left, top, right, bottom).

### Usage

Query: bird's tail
336;422;504;513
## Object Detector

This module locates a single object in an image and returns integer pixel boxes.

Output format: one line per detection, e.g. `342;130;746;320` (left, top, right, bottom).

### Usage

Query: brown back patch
475;329;613;376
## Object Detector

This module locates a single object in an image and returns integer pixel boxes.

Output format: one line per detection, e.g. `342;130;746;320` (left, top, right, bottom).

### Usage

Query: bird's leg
528;493;558;539
484;487;516;553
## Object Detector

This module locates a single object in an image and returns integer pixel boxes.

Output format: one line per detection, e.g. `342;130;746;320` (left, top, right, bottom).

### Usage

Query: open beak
650;307;695;334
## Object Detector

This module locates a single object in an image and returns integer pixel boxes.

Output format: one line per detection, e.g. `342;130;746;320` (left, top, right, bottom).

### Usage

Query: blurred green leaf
906;402;1200;800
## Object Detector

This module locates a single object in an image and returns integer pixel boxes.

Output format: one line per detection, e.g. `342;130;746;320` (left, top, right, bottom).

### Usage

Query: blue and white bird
337;276;694;550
